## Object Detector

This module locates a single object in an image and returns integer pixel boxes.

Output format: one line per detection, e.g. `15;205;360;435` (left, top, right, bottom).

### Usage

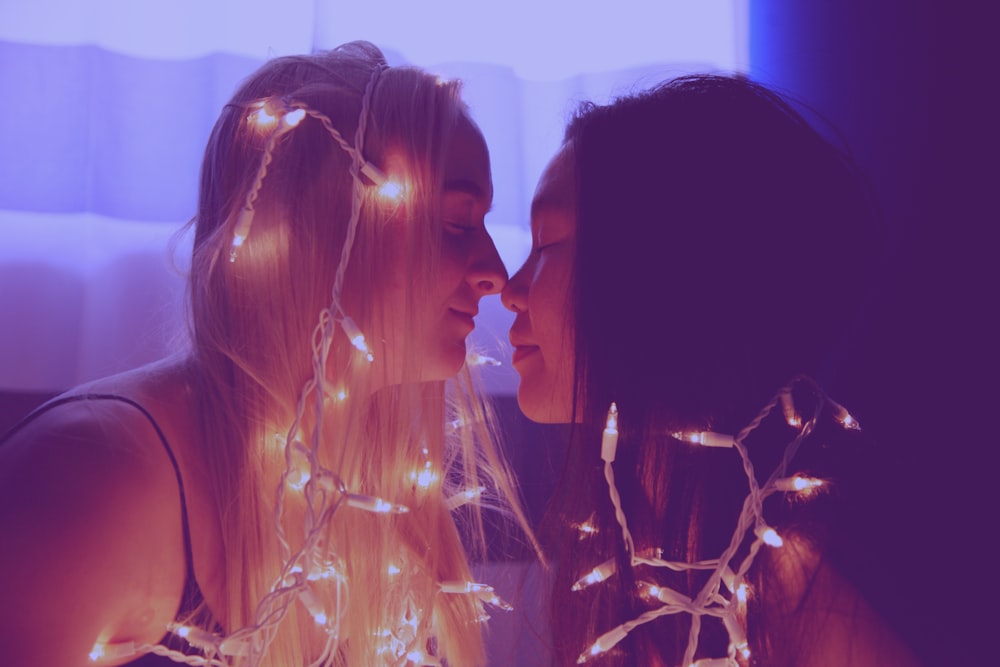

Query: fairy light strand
577;375;859;665
91;67;505;667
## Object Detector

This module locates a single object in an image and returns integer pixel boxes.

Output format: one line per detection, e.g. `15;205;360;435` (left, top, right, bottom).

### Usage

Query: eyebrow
444;178;493;212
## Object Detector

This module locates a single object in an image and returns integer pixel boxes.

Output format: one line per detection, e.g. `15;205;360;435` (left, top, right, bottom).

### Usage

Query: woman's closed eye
444;219;482;233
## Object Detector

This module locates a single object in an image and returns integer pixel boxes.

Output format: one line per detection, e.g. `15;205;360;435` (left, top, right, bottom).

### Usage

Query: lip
448;308;476;327
511;345;540;365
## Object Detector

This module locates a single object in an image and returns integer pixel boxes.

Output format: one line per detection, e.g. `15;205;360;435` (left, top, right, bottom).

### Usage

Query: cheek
532;257;573;342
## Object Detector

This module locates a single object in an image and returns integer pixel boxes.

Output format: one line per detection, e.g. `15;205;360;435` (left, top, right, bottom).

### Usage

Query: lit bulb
839;412;860;430
339;315;373;361
387;564;401;576
756;526;784;548
376;180;404;201
249;102;277;127
344;493;410;514
571;557;616;591
86;642;138;662
283;108;306;127
406;649;428;664
287;468;310;491
229;208;256;262
780;389;801;428
831;401;861;430
440;581;494;594
467;351;501;366
410;463;439;489
672;431;735;448
299;588;329;626
170;624;217;650
577;625;629;663
601;403;619;463
735;583;749;604
308;562;342;582
774;476;824;494
793;476;822;491
479;590;514;611
445;486;484;509
285;439;311;491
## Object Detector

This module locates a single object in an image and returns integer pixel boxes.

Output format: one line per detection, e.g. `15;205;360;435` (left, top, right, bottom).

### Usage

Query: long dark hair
546;75;882;666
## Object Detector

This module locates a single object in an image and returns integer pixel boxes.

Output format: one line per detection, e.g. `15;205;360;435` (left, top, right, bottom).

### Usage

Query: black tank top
1;393;215;665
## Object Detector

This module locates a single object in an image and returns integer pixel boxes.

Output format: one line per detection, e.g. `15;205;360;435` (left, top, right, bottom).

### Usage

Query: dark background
746;1;994;663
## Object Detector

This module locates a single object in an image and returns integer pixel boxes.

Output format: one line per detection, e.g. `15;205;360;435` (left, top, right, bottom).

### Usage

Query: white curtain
0;0;747;395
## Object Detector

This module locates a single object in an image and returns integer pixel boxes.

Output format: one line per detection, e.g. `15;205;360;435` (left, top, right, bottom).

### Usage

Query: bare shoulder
766;537;923;667
0;392;188;666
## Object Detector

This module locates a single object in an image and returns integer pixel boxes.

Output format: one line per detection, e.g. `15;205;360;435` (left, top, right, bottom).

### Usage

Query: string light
88;641;136;662
572;557;617;591
410;461;440;489
439;581;494;594
91;64;508;667
601;402;619;463
575;376;858;666
466;351;501;367
774;475;824;493
376;179;404;201
780;389;802;428
671;431;735;448
344;493;410;514
339;315;374;362
444;486;485;509
756;525;784;548
574;516;598;538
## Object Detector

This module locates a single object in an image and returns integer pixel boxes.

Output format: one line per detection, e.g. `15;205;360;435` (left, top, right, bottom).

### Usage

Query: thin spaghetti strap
0;393;198;592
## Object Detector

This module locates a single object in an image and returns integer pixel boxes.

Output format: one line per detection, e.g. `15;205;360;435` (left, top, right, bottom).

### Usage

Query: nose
501;260;529;313
467;232;508;296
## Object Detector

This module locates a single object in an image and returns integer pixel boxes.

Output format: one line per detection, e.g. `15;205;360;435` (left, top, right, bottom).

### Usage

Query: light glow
467;351;501;366
249;103;277;128
376;180;404;201
672;431;735;448
440;581;493;594
283;108;306;127
344;493;410;514
445;486;484;509
601;403;619;463
410;463;439;489
579;379;853;665
757;526;784;548
571;558;616;591
88;644;105;662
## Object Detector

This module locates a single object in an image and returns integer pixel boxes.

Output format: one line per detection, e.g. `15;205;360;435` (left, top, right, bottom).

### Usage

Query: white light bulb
601;403;619;462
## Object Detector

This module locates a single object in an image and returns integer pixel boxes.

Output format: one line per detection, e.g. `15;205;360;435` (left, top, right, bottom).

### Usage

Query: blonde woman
1;41;532;667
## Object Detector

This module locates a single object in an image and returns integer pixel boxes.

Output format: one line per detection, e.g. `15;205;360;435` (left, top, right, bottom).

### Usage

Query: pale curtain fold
0;0;746;394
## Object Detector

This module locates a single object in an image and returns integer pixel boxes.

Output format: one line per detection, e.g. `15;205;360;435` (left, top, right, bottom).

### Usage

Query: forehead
531;142;576;223
443;115;492;202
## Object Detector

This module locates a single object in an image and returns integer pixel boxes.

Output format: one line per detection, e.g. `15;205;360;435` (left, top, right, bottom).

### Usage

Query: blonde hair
185;41;533;666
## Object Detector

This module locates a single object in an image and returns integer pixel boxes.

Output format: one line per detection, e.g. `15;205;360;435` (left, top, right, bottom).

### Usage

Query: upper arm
0;404;186;666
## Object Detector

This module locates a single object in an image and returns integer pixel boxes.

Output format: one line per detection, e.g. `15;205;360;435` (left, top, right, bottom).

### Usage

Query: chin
423;343;467;382
516;385;571;424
